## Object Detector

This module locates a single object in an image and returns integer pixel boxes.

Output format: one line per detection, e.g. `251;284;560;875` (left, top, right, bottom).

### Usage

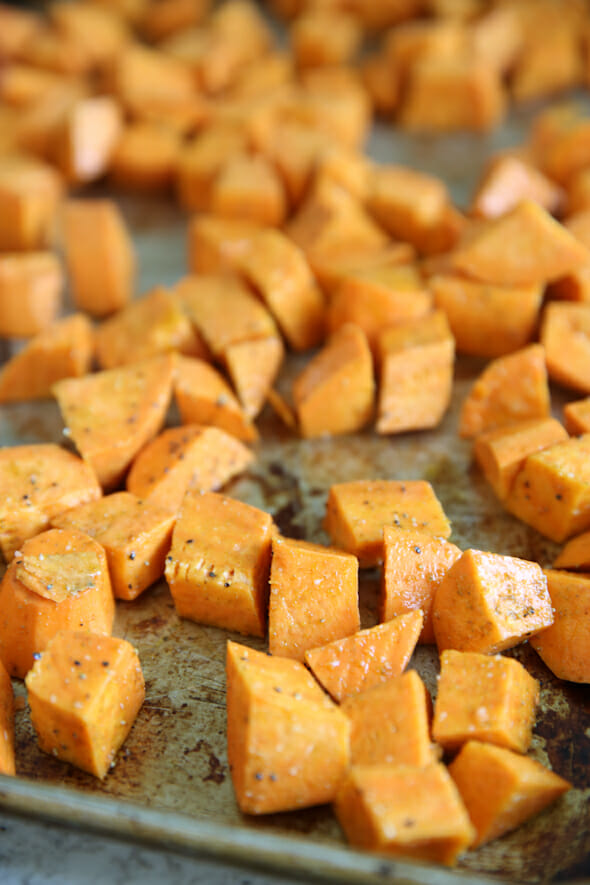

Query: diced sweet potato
554;531;590;570
0;154;62;251
431;273;543;358
50;0;130;69
0;660;15;775
334;763;475;865
0;443;102;564
0;313;94;403
361;50;400;117
324;478;452;568
376;310;455;435
109;121;181;192
126;423;253;513
0;251;63;338
210;153;287;228
433;549;553;654
61;198;135;317
0;3;41;59
187;214;260;275
0;529;115;678
166;491;274;636
26;630;144;778
139;0;209;41
505;433;590;543
341;670;436;767
176;123;247;212
470;155;564;220
52;492;175;601
564;396;590;434
112;43;196;119
511;26;583;105
474;418;570;501
305;610;423;702
530;569;590;683
174;355;257;442
313;243;416;297
268;535;359;661
226;640;350;814
291;9;361;69
541;302;590;393
52;95;123;185
449;741;571;847
458;344;550;439
381;526;461;643
224;336;284;419
53;354;175;491
432;649;540;753
292;323;374;438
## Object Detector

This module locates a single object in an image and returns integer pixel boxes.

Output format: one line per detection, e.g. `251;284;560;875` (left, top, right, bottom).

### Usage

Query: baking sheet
1;109;590;884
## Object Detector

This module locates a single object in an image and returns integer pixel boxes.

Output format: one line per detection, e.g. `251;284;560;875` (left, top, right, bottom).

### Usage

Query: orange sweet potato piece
549;209;590;303
224;335;284;420
174;355;258;442
376;310;455;435
305;610;423;703
432;649;539;754
554;531;590;570
52;491;175;601
290;68;371;150
176;123;247;212
26;630;144;778
530;569;590;683
268;535;359;661
0;3;41;59
186;214;260;275
52;95;123;185
334;763;475;866
0;64;68;110
449;741;571;847
474;417;569;501
0;251;63;338
361;50;400;117
109;121;181;192
324;478;452;569
381;526;461;644
511;24;583;105
432;549;553;655
564;396;590;434
505;433;590;543
0;313;94;402
0;443;102;564
0;154;62;251
458;344;550;439
292;323;374;438
210;153;287;228
226;640;350;814
235;228;326;351
291;9;361;69
470;155;564;220
94;286;205;370
0;660;15;775
112;43;196;119
451;201;590;286
50;0;130;69
341;670;436;767
139;0;209;41
126;423;253;513
541;302;590;393
165;491;274;636
431;273;543;358
53;354;175;491
61;198;136;317
0;529;115;678
312;242;416;297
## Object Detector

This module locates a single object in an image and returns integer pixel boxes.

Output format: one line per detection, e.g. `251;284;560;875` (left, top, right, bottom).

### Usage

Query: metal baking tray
1;109;589;884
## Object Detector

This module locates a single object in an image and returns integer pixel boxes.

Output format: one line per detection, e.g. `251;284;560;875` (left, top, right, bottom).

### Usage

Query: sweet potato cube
541;119;590;186
554;531;590;570
26;631;144;779
226;640;350;814
324;478;451;568
473;418;569;501
0;154;62;251
334;763;475;865
449;741;571;847
52;95;123;185
174;355;257;442
291;9;361;69
376;310;455;435
341;670;435;767
549;210;590;303
176;124;247;212
564;396;590;434
0;313;94;403
305;611;423;702
0;3;41;59
541;302;590;393
51;492;175;601
458;344;550;439
61;198;135;317
210;153;287;228
224;336;284;419
166;491;273;636
292;323;374;438
236;229;326;351
530;569;590;683
361;50;400;117
109;121;181;192
313;243;416;297
127;424;253;514
0;529;115;678
431;273;543;358
0;660;15;775
95;286;205;370
0;443;102;564
433;549;553;655
451;201;590;286
505;433;590;543
511;26;583;105
175;274;278;360
112;43;196;118
381;526;461;643
470;155;564;220
432;650;539;753
0;251;63;338
53;354;174;491
268;536;359;661
139;0;209;41
50;1;130;69
187;215;260;275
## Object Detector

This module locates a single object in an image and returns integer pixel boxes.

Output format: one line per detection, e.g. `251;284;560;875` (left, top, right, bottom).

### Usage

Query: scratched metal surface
1;109;590;884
